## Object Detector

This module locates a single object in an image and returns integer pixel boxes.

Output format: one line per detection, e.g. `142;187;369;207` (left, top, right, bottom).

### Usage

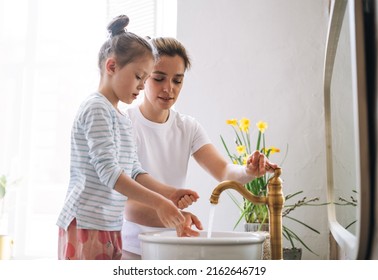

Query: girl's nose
137;82;145;90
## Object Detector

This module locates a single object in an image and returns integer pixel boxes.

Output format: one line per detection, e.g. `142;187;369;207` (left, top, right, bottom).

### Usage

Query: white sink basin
139;230;265;260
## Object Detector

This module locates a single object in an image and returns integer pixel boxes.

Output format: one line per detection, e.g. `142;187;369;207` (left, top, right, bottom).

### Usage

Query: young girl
122;37;277;259
56;15;198;260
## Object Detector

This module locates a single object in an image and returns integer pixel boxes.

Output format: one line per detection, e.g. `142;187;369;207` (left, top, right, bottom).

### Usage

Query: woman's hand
246;150;278;178
169;189;199;209
176;211;203;237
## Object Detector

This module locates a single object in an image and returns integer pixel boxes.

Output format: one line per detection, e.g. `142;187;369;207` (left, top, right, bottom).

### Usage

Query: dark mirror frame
323;0;373;259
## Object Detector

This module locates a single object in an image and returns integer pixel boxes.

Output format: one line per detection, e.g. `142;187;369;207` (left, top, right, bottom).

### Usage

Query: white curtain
0;0;109;259
0;0;174;259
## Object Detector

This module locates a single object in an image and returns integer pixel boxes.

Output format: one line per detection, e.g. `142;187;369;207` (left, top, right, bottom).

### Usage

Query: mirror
330;3;357;236
324;0;371;259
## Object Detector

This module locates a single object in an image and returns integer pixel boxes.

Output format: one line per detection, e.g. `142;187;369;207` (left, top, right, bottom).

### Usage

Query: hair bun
107;15;130;37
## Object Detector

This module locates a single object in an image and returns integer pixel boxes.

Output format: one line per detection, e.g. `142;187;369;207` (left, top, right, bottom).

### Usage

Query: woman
121;37;276;259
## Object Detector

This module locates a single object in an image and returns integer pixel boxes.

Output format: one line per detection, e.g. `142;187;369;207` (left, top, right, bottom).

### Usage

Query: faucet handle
274;167;282;178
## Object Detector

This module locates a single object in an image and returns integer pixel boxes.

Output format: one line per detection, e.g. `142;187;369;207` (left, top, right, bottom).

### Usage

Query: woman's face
143;55;186;110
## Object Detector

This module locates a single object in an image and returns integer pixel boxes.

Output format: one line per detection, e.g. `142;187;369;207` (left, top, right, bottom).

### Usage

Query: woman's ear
105;57;117;74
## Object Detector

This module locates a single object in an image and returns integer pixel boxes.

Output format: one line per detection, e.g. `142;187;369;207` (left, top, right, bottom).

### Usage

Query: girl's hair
98;15;155;74
149;37;191;71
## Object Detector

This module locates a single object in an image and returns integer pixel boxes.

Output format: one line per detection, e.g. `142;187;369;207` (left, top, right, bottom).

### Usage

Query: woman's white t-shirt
122;105;211;254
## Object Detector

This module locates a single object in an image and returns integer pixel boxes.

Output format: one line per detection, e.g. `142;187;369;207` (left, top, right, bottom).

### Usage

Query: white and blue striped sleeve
81;103;123;189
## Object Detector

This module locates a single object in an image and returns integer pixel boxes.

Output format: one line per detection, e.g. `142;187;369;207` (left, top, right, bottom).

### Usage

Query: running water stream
207;204;216;238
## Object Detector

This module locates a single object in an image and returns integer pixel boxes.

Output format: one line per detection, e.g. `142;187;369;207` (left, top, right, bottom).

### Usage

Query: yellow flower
236;145;246;155
242;156;248;166
239;117;250;132
256;121;268;133
226;119;238;126
269;146;280;155
262;146;281;155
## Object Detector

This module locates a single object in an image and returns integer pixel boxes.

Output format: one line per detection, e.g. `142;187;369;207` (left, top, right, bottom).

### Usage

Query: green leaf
0;175;6;188
345;220;357;230
284;215;320;234
0;175;7;199
283;226;319;255
283;226;295;248
0;185;5;199
246;130;251;153
232;126;243;147
256;131;262;150
220;135;233;161
285;191;304;201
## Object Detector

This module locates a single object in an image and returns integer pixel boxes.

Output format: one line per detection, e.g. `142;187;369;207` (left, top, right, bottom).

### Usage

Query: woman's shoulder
172;109;201;127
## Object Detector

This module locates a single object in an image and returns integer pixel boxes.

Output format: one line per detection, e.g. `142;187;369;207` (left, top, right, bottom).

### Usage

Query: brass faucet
210;168;285;260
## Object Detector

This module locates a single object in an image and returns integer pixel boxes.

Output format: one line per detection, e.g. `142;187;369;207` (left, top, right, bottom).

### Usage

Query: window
0;0;176;259
107;0;177;37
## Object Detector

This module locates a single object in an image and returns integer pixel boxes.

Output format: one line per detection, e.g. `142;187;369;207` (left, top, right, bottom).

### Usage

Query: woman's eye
153;77;164;82
174;79;182;84
136;75;142;80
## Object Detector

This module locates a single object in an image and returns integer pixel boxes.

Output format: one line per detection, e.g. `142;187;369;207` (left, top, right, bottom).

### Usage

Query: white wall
175;0;330;260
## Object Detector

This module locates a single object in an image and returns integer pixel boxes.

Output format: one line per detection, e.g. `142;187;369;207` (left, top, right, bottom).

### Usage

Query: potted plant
0;174;20;259
281;191;324;259
220;119;276;227
220;118;327;259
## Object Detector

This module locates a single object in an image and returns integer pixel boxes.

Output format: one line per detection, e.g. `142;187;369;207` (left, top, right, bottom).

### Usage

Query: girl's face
112;56;154;105
143;55;185;110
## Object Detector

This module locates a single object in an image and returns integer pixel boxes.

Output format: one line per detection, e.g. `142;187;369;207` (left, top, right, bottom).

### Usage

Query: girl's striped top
57;92;146;231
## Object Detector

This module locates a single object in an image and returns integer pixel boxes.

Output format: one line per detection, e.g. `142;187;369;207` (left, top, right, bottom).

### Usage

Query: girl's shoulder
83;92;112;108
78;93;112;111
76;93;115;120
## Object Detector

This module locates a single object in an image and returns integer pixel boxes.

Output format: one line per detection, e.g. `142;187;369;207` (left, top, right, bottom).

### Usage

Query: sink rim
139;230;265;245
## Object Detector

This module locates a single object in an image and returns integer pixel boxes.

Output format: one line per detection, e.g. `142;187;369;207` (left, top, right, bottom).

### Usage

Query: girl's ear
105;57;117;74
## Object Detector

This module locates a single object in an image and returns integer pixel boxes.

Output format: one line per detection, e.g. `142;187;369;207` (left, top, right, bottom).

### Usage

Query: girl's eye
136;75;142;80
174;79;182;84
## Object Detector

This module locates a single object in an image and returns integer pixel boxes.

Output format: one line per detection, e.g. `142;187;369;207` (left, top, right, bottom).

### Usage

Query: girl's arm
114;172;185;228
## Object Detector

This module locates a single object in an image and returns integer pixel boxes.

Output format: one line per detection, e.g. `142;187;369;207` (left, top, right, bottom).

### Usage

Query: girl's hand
156;198;185;228
176;211;203;237
169;189;199;209
246;150;278;178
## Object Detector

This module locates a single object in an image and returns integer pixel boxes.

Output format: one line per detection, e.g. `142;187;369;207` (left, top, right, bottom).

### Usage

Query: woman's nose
163;81;173;93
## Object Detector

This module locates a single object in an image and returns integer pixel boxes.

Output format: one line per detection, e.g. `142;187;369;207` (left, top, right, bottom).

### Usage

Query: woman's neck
139;103;169;123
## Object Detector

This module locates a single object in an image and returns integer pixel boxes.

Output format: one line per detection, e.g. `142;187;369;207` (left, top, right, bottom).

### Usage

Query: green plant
334;190;357;230
220;118;327;254
0;174;20;201
282;191;327;254
0;175;6;200
220;118;280;225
